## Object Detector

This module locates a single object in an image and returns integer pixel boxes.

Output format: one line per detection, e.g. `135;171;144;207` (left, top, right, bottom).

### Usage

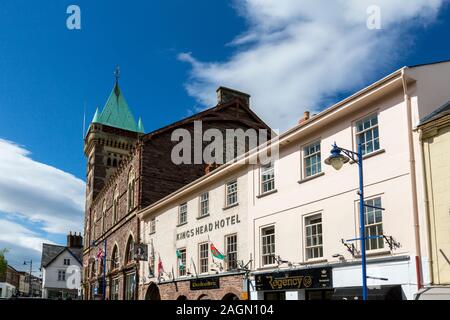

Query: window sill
196;214;210;220
257;264;278;271
298;172;325;184
302;258;328;265
177;222;188;227
256;189;278;199
223;203;239;211
350;149;385;163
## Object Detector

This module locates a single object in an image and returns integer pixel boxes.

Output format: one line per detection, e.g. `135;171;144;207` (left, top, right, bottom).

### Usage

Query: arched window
107;158;111;166
125;235;135;264
113;187;119;223
113;159;117;167
111;245;119;271
127;169;136;212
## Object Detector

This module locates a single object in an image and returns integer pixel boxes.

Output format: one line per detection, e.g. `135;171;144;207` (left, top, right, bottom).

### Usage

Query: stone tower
83;74;144;244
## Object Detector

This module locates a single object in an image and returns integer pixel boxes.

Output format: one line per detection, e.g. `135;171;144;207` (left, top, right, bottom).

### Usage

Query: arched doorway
145;283;161;300
197;294;211;300
222;293;240;300
176;295;188;301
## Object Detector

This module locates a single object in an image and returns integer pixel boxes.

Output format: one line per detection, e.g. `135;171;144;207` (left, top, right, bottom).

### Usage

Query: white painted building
41;233;83;299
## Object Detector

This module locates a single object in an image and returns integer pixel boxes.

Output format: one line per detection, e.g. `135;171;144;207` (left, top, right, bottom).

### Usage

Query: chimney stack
299;111;310;125
67;231;83;248
216;87;250;107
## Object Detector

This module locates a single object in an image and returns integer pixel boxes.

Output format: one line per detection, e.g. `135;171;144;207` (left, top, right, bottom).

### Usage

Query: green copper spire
137;117;145;133
92;108;100;123
91;68;143;133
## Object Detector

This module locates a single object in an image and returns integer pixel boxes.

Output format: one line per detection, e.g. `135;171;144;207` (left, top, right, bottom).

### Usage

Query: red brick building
82;76;271;300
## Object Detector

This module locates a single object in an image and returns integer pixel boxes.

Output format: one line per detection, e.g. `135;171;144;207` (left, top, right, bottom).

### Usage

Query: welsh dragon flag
210;243;225;260
176;249;185;271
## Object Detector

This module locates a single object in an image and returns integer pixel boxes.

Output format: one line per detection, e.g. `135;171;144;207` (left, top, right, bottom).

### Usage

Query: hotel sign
190;277;220;290
255;267;332;291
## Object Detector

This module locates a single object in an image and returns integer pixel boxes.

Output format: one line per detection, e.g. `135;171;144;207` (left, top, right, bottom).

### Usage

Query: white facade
138;61;450;300
42;250;82;299
140;167;250;284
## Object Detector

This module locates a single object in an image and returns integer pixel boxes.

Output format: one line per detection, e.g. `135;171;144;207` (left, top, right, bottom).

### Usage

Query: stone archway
176;295;188;301
197;294;211;300
222;293;240;300
144;283;161;300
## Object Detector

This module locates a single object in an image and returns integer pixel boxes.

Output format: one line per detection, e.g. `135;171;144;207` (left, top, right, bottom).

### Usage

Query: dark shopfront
254;267;333;300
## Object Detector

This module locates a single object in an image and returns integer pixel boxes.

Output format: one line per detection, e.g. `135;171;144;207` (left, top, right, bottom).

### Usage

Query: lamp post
23;260;32;297
325;142;368;300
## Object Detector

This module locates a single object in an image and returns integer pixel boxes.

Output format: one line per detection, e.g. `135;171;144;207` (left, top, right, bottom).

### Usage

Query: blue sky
1;0;450;272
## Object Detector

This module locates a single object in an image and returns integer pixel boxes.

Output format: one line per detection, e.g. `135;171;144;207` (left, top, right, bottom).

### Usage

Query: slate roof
419;101;450;126
92;81;144;133
41;243;83;268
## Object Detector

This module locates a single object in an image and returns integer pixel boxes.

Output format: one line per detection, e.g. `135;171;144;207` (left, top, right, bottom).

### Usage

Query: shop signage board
190;277;220;290
255;267;332;291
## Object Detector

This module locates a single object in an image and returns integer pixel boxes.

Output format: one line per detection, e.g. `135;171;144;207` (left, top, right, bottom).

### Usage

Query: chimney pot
299;111;311;124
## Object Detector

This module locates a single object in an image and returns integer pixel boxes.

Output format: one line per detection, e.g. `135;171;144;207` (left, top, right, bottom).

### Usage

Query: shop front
252;267;333;300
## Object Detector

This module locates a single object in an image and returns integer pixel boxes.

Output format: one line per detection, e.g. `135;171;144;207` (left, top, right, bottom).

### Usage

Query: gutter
401;68;422;290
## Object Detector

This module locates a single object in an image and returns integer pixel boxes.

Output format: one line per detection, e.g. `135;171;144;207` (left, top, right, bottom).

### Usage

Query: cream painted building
139;166;253;300
415;102;450;299
138;60;450;300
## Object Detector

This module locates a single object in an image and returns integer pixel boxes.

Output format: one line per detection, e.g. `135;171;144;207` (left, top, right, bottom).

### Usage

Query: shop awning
415;287;450;300
332;285;403;300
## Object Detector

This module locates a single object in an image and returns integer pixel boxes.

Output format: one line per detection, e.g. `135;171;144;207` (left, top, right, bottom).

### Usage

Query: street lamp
325;142;368;301
23;260;33;297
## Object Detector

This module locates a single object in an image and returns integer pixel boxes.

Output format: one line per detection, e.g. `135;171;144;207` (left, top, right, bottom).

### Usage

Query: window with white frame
226;180;238;207
261;226;275;266
305;214;323;260
225;234;238;270
199;242;209;274
149;217;156;234
57;270;66;281
260;163;275;194
303;141;321;178
179;203;187;225
178;248;187;277
199;192;209;217
355;114;380;155
363;197;384;251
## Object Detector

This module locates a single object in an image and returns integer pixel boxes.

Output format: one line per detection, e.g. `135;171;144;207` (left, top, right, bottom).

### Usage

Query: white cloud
180;0;447;131
0;139;85;234
0;219;54;253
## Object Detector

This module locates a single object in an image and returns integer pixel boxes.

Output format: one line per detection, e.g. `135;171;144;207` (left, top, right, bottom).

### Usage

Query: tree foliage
0;249;8;276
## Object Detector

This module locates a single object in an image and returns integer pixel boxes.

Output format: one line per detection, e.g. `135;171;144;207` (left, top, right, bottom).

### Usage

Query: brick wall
141;274;245;300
